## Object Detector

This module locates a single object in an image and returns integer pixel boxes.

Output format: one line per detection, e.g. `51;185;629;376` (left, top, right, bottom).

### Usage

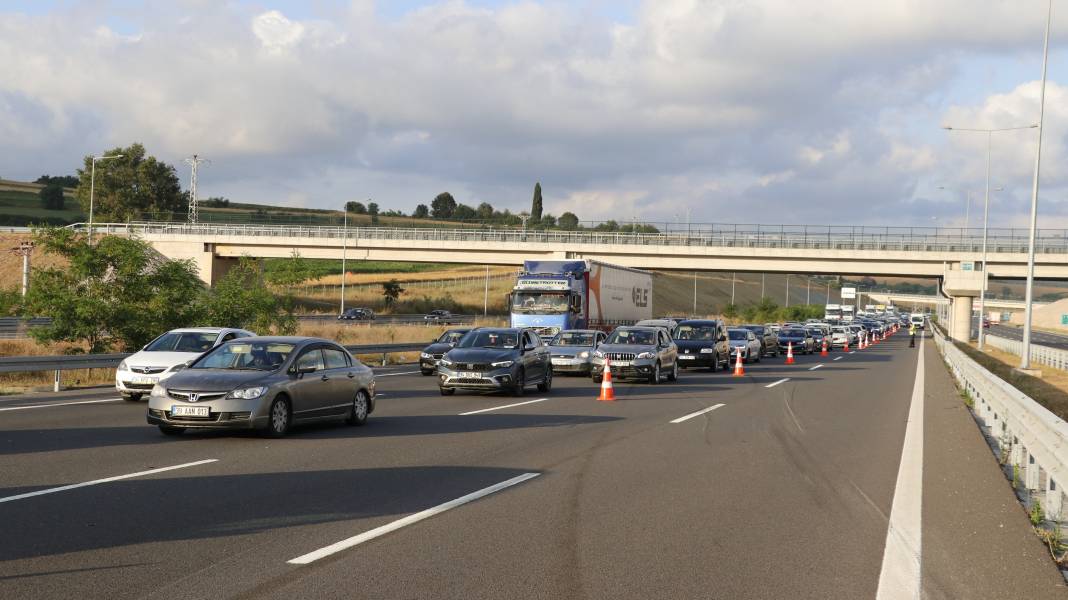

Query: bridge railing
932;326;1068;522
70;222;1068;254
983;333;1068;372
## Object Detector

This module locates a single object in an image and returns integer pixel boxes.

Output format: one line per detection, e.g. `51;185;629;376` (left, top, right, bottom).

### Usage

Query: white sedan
116;327;255;401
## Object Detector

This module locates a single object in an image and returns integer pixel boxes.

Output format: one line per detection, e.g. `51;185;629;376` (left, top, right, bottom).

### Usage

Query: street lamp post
1022;0;1053;372
943;124;1037;349
87;153;124;245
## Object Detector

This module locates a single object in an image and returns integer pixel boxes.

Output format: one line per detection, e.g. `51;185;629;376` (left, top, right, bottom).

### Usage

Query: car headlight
166;362;186;373
227;386;268;400
150;384;166;398
577;351;589;359
491;360;514;368
420;352;432;359
636;352;655;359
118;360;129;371
440;359;454;367
699;347;715;353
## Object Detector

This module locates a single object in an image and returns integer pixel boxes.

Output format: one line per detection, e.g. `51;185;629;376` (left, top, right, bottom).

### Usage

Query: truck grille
605;352;636;361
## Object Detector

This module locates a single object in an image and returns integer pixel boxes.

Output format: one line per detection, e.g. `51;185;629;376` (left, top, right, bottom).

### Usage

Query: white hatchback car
116;328;256;401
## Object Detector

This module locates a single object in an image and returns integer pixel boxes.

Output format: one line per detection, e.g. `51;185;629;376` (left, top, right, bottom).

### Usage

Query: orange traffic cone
733;348;745;376
820;338;829;356
843;337;850;352
598;358;615;401
785;342;795;365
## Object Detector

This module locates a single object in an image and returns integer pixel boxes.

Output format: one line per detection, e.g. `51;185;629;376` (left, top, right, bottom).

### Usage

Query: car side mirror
294;365;316;378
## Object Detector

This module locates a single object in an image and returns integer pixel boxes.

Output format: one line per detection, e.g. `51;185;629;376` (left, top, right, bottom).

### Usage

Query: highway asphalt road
1;335;1063;599
988;323;1068;350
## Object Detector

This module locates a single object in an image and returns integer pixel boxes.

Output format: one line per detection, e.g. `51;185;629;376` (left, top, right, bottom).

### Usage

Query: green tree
477;202;494;220
35;174;79;187
382;279;405;308
453;203;477;221
39;184;65;210
431;192;457;219
74;143;186;222
558;212;579;230
23;228;204;352
531;182;543;220
346;201;367;214
203;257;296;334
367;202;379;216
723;303;738;319
413;204;429;218
265;250;311;291
0;287;21;316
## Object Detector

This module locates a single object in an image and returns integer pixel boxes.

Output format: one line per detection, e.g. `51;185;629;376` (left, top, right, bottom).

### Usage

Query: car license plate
678;355;696;360
611;360;631;367
456;372;482;379
133;376;158;385
171;405;209;417
551;358;570;365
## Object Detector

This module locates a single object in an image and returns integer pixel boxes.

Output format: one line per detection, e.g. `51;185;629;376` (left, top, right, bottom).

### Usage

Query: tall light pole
692;271;697;316
943;124;1038;350
730;272;736;305
1022;0;1053;371
184;154;210;224
340;209;348;315
87;153;124;245
785;274;791;307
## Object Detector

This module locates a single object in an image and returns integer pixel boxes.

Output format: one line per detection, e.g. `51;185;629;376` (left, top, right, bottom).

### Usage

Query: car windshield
744;326;764;335
606;329;656;345
436;331;468;344
192;342;295;371
674;325;718;340
511;292;569;315
552;332;596;346
458;330;520;349
728;330;748;341
145;331;218;353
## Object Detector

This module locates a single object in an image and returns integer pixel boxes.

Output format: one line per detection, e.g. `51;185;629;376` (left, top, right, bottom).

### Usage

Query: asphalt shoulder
920;338;1067;599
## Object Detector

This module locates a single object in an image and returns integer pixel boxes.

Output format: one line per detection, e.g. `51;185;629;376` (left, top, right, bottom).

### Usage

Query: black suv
437;328;552;396
338;307;375;321
672;319;730;371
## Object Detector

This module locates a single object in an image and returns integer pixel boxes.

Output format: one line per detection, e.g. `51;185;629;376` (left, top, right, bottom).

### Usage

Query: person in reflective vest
909;323;916;347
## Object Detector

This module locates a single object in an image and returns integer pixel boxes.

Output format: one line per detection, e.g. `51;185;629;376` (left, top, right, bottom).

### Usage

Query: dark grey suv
437;328;552;396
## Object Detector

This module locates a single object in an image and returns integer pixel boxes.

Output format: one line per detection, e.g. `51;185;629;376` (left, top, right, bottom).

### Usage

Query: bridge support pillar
148;241;238;286
950;295;974;342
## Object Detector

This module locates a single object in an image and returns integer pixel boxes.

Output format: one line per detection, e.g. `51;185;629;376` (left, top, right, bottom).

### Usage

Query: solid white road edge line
375;371;423;377
765;378;790;388
459;398;549;416
834;357;843;361
0;398;123;412
287;472;541;565
670;403;725;424
0;459;219;504
875;335;925;600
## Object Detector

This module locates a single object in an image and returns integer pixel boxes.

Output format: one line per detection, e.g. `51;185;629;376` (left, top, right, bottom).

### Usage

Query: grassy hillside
0;188;83;225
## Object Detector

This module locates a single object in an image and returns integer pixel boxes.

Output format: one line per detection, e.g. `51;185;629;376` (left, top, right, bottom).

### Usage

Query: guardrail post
1047;477;1064;520
53;369;60;392
381;352;388;367
1025;454;1040;491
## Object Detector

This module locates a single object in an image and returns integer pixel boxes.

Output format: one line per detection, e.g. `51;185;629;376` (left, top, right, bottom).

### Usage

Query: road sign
1062;314;1068;326
841;287;856;299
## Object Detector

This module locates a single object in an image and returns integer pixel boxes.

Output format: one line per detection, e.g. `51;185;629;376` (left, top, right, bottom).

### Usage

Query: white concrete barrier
933;327;1068;522
984;333;1068;372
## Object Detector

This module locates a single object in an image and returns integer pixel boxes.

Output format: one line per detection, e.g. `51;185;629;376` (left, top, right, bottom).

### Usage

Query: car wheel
649;362;661;384
537;367;553;392
710;353;718;373
439;387;455;396
420;369;434;376
511;369;526;397
124;393;143;402
346;389;370;426
265;397;290;438
593;375;603;384
667;361;678;382
158;425;183;436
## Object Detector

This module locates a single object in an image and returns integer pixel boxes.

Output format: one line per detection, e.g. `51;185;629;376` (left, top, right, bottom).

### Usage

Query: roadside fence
984;333;1068;372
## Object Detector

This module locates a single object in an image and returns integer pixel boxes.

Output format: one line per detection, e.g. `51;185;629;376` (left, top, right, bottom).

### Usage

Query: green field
0;189;84;224
262;258;457;280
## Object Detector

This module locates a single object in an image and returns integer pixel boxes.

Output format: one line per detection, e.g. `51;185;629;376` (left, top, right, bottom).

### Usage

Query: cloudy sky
3;0;1068;228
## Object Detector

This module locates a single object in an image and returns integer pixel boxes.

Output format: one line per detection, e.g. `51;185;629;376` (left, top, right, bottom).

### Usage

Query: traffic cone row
597;357;615;401
785;342;795;365
733;348;745;376
820;338;829;356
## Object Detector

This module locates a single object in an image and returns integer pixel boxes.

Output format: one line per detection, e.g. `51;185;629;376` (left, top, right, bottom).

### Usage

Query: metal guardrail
983;334;1068;372
73;222;1068;254
300;314;478;326
933;326;1067;521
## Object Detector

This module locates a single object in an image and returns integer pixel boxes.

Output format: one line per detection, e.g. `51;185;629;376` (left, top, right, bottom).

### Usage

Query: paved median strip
287;472;541;565
0;459;219;504
670;403;725;424
459;398;549;416
0;398;123;412
765;378;790;388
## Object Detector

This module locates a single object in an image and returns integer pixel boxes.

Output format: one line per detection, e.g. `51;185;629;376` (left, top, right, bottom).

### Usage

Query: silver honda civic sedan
146;336;376;437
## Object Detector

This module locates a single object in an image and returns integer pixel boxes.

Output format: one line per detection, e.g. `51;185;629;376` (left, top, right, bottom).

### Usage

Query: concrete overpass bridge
80;221;1068;342
864;292;1042;312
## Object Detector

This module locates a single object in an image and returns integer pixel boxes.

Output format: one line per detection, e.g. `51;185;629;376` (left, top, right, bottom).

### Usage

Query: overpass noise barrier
933;327;1068;524
984;333;1068;373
